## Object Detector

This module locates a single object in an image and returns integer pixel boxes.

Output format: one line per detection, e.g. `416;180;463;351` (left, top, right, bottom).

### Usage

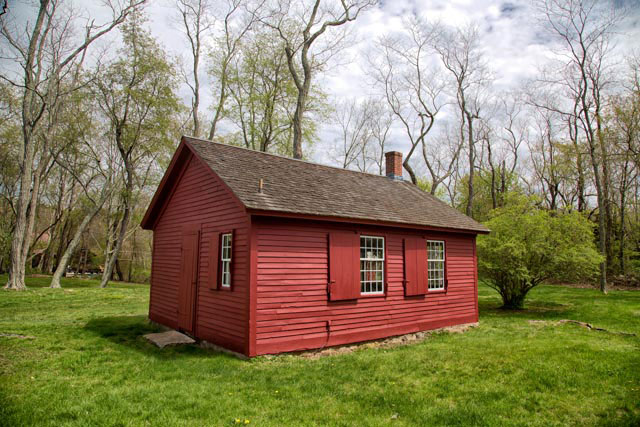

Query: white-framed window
360;236;384;294
427;240;445;290
220;233;232;288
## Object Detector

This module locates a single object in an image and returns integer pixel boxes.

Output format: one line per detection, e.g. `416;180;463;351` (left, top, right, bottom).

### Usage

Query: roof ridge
183;135;405;182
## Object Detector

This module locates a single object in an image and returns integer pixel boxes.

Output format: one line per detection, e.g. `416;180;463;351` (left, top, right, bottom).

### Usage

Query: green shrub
477;199;602;309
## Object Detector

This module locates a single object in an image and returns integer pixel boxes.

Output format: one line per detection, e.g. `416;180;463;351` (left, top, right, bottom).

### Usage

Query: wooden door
178;225;200;333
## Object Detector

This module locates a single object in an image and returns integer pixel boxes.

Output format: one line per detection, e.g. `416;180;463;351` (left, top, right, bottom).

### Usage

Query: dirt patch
527;319;636;336
528;320;548;325
290;323;479;359
0;333;36;339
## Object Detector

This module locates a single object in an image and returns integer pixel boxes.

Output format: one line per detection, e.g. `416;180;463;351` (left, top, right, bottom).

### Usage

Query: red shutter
328;231;360;301
404;236;427;296
209;232;220;289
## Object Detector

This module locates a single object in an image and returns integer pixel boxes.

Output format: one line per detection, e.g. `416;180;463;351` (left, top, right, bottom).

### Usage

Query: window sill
359;293;386;299
427;289;447;294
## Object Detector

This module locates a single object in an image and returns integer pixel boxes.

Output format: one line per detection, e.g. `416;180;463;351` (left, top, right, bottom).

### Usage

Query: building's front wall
253;217;478;356
150;154;250;354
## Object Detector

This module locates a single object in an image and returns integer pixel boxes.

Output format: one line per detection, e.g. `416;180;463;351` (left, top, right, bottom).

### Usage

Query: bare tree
537;0;623;292
367;102;394;175
263;0;375;159
177;0;213;137
368;17;446;185
422;127;466;196
208;0;258;140
528;108;564;210
433;23;492;217
525;85;588;212
1;0;146;290
331;97;374;170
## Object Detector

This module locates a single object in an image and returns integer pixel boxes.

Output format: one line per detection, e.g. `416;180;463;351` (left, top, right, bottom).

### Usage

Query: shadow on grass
0;379;21;427
596;410;640;427
83;315;238;360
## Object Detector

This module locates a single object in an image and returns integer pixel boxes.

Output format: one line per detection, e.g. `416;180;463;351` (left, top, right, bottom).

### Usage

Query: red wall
253;217;478;356
150;154;250;354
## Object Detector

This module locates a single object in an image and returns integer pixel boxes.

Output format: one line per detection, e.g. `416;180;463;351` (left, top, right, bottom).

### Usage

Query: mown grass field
1;275;639;426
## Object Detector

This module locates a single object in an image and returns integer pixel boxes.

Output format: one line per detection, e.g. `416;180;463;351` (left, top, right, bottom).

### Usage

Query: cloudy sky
144;0;640;163
6;0;640;165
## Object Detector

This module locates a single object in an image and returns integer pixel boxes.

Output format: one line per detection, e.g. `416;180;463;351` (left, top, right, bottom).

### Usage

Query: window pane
360;236;384;294
220;233;232;287
427;241;445;290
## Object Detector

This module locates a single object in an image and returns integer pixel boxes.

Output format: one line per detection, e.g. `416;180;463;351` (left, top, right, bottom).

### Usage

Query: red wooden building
141;136;489;357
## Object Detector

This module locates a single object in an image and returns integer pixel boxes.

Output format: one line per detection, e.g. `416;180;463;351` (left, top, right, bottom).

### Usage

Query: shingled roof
173;136;488;234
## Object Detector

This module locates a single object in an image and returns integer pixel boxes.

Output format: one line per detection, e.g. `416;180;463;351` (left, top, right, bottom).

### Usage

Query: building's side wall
150;155;250;354
254;217;478;355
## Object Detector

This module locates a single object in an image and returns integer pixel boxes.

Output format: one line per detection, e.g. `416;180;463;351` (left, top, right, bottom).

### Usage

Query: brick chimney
385;151;403;180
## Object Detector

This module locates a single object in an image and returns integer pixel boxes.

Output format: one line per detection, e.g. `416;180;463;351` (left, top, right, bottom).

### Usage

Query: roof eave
246;208;489;235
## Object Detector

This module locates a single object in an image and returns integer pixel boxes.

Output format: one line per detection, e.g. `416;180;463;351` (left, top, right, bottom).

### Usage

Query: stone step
144;330;195;348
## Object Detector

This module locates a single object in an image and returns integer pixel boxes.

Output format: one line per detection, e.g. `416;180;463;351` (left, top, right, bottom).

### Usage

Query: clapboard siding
149;154;250;354
143;139;485;357
253;218;478;355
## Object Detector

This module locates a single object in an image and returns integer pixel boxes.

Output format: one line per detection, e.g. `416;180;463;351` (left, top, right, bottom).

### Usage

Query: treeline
330;0;640;290
0;0;638;291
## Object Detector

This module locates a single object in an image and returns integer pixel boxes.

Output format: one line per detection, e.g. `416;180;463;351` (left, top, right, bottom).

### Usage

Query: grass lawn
1;275;639;426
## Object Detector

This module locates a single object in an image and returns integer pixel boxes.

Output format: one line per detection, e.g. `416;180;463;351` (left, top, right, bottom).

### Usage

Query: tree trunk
498;280;532;310
36;246;47;272
487;139;497;209
576;51;607;292
5;1;49;291
115;258;124;282
618;159;630;276
128;228;137;282
208;59;230;140
586;139;607;292
50;198;105;288
285;39;313;160
43;171;68;273
43;243;55;274
291;93;305;159
465;111;475;218
619;198;626;276
192;47;201;137
100;155;133;288
600;148;614;275
19;161;46;277
500;161;507;207
53;215;72;273
6;143;36;290
77;249;83;275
